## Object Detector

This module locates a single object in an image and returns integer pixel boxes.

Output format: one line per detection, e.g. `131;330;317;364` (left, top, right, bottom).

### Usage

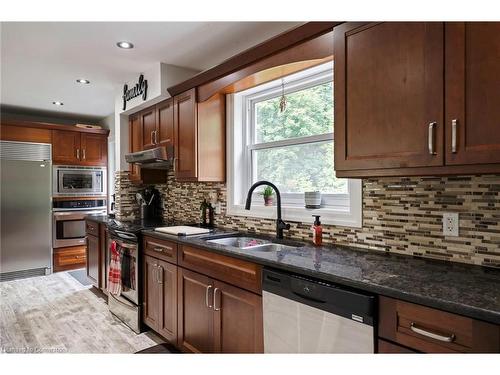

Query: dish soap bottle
312;215;322;246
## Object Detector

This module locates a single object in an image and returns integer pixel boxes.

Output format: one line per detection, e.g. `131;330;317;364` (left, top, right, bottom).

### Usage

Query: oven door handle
53;210;106;218
111;231;138;242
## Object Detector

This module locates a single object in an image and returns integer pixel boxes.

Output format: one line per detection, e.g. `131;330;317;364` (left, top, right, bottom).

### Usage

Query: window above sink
226;62;362;227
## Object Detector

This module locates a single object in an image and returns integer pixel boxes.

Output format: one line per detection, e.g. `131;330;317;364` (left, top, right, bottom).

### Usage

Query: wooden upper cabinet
80;133;107;166
445;22;500;165
140;106;157;150
334;22;444;171
156;99;174;149
53;130;107;166
174;88;198;181
52;130;81;164
129;114;142;181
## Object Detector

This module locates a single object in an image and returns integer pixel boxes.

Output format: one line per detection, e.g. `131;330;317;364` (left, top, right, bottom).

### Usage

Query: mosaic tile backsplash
114;171;500;268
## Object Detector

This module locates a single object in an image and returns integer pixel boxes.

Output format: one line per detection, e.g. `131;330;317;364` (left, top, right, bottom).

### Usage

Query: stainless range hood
125;146;173;169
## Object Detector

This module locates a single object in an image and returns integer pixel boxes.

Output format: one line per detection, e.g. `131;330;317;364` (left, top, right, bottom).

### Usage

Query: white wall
113;63;199;171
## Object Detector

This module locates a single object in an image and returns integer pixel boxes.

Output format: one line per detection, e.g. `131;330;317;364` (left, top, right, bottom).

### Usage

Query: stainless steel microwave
53;165;107;196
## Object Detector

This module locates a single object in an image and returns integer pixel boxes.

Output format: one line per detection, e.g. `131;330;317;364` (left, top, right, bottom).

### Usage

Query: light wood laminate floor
0;271;160;353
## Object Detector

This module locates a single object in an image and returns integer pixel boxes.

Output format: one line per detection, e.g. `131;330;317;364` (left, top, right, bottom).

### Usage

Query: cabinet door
86;234;99;287
177;268;213;353
157;260;178;344
142;255;161;331
213;280;263;353
156;99;174;149
445;22;500;165
174;89;198;181
80;133;107;166
334;22;444;171
101;227;109;292
129;114;142;181
52;130;81;165
140;106;157;150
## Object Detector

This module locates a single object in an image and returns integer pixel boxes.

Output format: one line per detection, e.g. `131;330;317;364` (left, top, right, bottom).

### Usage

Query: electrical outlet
215;202;222;215
442;212;459;237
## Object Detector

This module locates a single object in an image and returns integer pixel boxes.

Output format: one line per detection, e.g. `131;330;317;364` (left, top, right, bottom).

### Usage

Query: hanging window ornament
279;79;287;113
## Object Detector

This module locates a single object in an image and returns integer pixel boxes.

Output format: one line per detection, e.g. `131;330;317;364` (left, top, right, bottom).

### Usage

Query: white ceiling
0;22;300;119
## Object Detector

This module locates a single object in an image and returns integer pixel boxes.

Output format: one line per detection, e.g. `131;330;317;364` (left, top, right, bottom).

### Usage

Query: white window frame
226;62;362;228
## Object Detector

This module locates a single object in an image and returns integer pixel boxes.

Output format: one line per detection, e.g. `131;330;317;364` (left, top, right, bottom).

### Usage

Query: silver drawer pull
428;122;437;155
206;285;213;308
410;323;455;343
451;119;458;153
153;247;164;252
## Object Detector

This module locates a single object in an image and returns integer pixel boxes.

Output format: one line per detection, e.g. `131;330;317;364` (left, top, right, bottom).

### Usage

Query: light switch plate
442;212;459;237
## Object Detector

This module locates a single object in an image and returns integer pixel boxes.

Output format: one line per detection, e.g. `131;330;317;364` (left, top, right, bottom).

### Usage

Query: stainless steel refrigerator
1;140;52;280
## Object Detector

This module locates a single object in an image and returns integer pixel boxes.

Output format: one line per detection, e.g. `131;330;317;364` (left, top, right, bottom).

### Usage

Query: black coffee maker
136;187;162;220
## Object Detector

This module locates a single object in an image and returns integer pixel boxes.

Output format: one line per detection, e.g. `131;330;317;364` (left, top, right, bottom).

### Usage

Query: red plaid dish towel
107;241;122;295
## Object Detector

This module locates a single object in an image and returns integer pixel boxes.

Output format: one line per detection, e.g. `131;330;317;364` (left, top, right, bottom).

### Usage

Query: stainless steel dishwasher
263;268;376;353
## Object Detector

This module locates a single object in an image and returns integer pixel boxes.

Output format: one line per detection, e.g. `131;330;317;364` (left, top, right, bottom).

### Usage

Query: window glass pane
255;81;333;143
253;141;347;194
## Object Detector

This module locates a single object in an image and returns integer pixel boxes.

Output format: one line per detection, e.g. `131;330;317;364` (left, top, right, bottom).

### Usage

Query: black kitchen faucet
245;180;290;239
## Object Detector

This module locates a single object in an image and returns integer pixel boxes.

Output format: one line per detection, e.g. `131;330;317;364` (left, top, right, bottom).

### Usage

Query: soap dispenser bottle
312;215;322;246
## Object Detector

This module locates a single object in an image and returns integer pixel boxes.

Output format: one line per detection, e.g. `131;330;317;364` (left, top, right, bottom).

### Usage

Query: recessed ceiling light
53;101;64;106
116;41;134;49
76;79;90;84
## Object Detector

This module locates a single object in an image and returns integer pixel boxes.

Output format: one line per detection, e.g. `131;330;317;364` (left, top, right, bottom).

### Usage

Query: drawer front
85;220;99;236
143;236;178;264
54;247;87;267
379;296;500;353
377;339;417;353
178;245;262;294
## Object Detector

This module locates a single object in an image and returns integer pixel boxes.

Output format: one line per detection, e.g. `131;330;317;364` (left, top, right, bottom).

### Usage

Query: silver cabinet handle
153;247;163;253
151;131;154;146
451;119;458;153
428;122;437;155
154;130;158;145
213;287;221;311
153;263;158;283
76;148;80;160
157;265;163;284
173;157;177;172
206;285;213;308
82;149;86;160
410;323;455;343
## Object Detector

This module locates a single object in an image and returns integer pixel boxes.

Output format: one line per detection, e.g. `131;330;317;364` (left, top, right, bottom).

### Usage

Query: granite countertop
85;214;111;224
142;228;500;325
86;215;500;325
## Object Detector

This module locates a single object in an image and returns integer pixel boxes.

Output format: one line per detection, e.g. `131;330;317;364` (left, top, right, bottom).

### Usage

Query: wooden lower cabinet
85;219;108;291
177;268;214;353
177;267;263;353
143;255;161;330
379;296;500;353
213;279;263;353
377;339;417;353
142;255;178;344
86;234;99;287
53;246;86;272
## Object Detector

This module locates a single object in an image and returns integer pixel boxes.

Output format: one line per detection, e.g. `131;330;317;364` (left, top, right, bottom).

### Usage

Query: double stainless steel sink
205;235;302;252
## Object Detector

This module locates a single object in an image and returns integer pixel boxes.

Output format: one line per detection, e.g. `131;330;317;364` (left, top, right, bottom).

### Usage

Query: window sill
226;203;362;228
